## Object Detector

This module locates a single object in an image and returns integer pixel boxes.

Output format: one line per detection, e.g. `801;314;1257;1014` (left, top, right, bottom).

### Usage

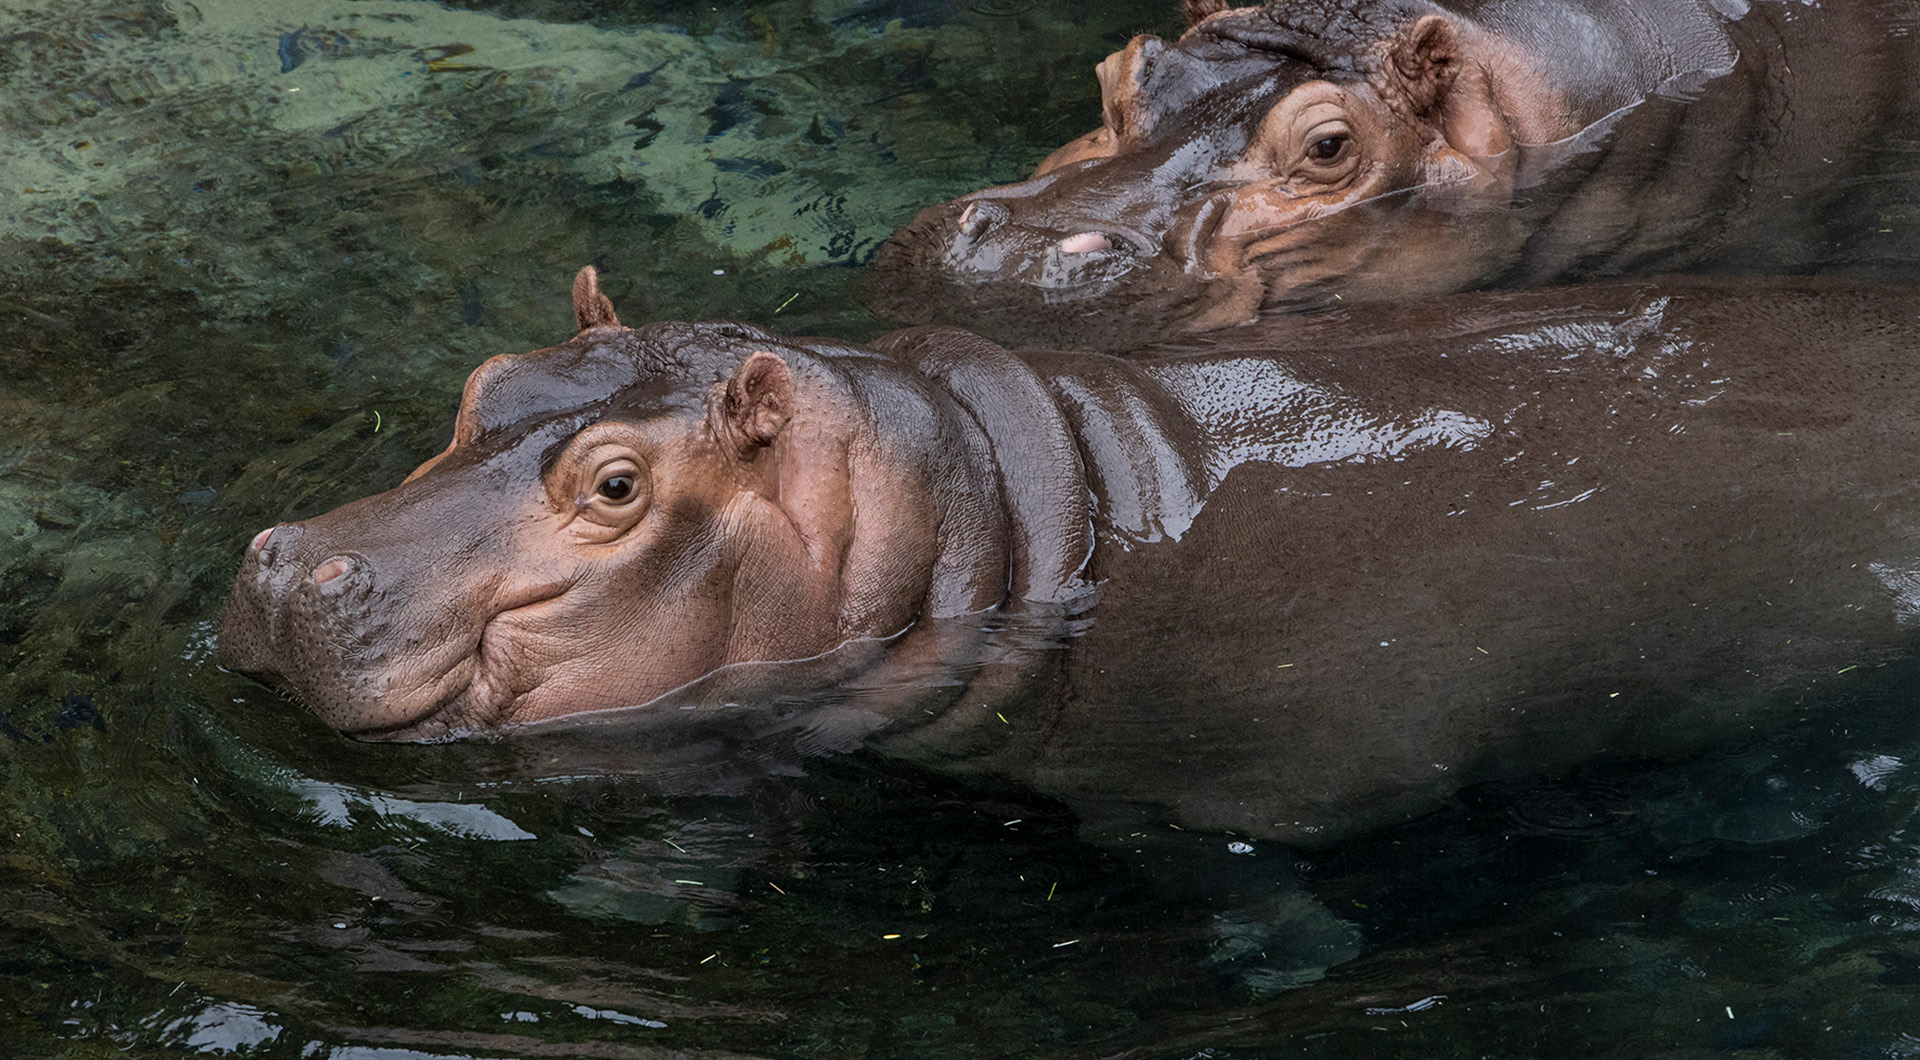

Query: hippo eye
1306;135;1349;163
597;474;636;503
552;434;652;536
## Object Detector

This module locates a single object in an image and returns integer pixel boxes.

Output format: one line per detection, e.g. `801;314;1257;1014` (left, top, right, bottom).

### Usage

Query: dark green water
8;1;1920;1057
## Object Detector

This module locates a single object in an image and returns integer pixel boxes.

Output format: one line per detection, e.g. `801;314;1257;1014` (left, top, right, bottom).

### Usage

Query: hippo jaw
868;8;1566;344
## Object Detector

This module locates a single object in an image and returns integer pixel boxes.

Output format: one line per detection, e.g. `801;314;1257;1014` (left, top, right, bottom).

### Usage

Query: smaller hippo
869;0;1920;347
222;269;1920;842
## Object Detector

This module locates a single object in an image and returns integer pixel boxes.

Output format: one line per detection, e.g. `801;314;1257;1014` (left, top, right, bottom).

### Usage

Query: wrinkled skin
868;0;1920;348
224;270;1920;841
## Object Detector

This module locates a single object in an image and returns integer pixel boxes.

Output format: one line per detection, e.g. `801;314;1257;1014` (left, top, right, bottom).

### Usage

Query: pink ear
1389;15;1514;159
571;266;621;331
723;351;795;452
1391;15;1463;117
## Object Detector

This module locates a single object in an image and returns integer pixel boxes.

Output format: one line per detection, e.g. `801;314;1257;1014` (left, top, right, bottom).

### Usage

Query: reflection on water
5;0;1920;1056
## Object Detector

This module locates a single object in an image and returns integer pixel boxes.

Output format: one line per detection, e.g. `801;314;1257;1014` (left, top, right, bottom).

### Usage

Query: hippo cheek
420;531;770;729
1168;176;1413;315
1184;146;1525;311
441;596;702;728
1140;191;1285;325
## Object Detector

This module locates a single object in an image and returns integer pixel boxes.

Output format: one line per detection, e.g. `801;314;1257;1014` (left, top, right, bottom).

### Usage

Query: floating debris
1365;995;1445;1015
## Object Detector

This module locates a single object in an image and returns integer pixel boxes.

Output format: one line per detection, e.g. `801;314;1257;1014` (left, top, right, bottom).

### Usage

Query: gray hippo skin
868;0;1920;347
222;268;1920;842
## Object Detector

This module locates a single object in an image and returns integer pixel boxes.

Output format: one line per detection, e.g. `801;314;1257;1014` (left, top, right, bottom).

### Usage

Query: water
6;0;1920;1056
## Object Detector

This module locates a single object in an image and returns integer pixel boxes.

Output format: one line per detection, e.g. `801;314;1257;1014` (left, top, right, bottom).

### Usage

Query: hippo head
219;269;1007;740
869;0;1569;346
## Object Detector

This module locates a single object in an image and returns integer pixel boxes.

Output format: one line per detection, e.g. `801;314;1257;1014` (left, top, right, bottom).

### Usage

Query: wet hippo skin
868;0;1920;348
222;269;1920;842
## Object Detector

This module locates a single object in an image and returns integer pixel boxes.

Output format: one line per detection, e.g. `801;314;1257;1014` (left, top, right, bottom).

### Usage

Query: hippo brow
462;354;660;438
633;320;856;380
1194;3;1407;70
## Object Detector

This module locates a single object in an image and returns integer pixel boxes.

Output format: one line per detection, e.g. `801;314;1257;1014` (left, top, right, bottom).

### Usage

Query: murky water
7;0;1920;1056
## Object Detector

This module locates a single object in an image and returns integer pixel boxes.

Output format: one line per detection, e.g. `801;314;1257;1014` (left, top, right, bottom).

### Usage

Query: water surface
6;0;1920;1056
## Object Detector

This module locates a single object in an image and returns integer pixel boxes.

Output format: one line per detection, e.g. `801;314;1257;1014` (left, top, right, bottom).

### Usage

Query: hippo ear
718;351;794;455
1389;15;1512;159
571;266;622;332
1183;0;1229;27
1389;16;1464;115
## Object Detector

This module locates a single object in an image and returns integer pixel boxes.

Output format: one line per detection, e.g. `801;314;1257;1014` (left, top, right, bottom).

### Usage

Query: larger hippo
868;0;1920;347
222;269;1920;842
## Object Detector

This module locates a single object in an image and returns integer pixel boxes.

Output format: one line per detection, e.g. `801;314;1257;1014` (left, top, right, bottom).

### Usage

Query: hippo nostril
1038;229;1145;291
251;524;302;566
1059;231;1112;255
953;200;1004;242
312;557;354;585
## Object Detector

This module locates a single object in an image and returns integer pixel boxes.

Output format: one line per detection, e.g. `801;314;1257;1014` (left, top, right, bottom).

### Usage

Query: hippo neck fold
873;327;1097;609
879;323;1499;574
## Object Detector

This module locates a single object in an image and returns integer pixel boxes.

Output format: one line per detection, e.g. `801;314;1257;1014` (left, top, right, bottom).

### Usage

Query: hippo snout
219;524;420;734
867;194;1217;348
238;526;366;593
950;199;1005;248
228;526;377;625
1035;231;1142;294
872;195;1151;315
939;199;1146;292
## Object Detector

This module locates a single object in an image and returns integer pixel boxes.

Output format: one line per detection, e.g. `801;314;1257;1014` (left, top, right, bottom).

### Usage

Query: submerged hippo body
869;0;1920;347
223;270;1920;841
